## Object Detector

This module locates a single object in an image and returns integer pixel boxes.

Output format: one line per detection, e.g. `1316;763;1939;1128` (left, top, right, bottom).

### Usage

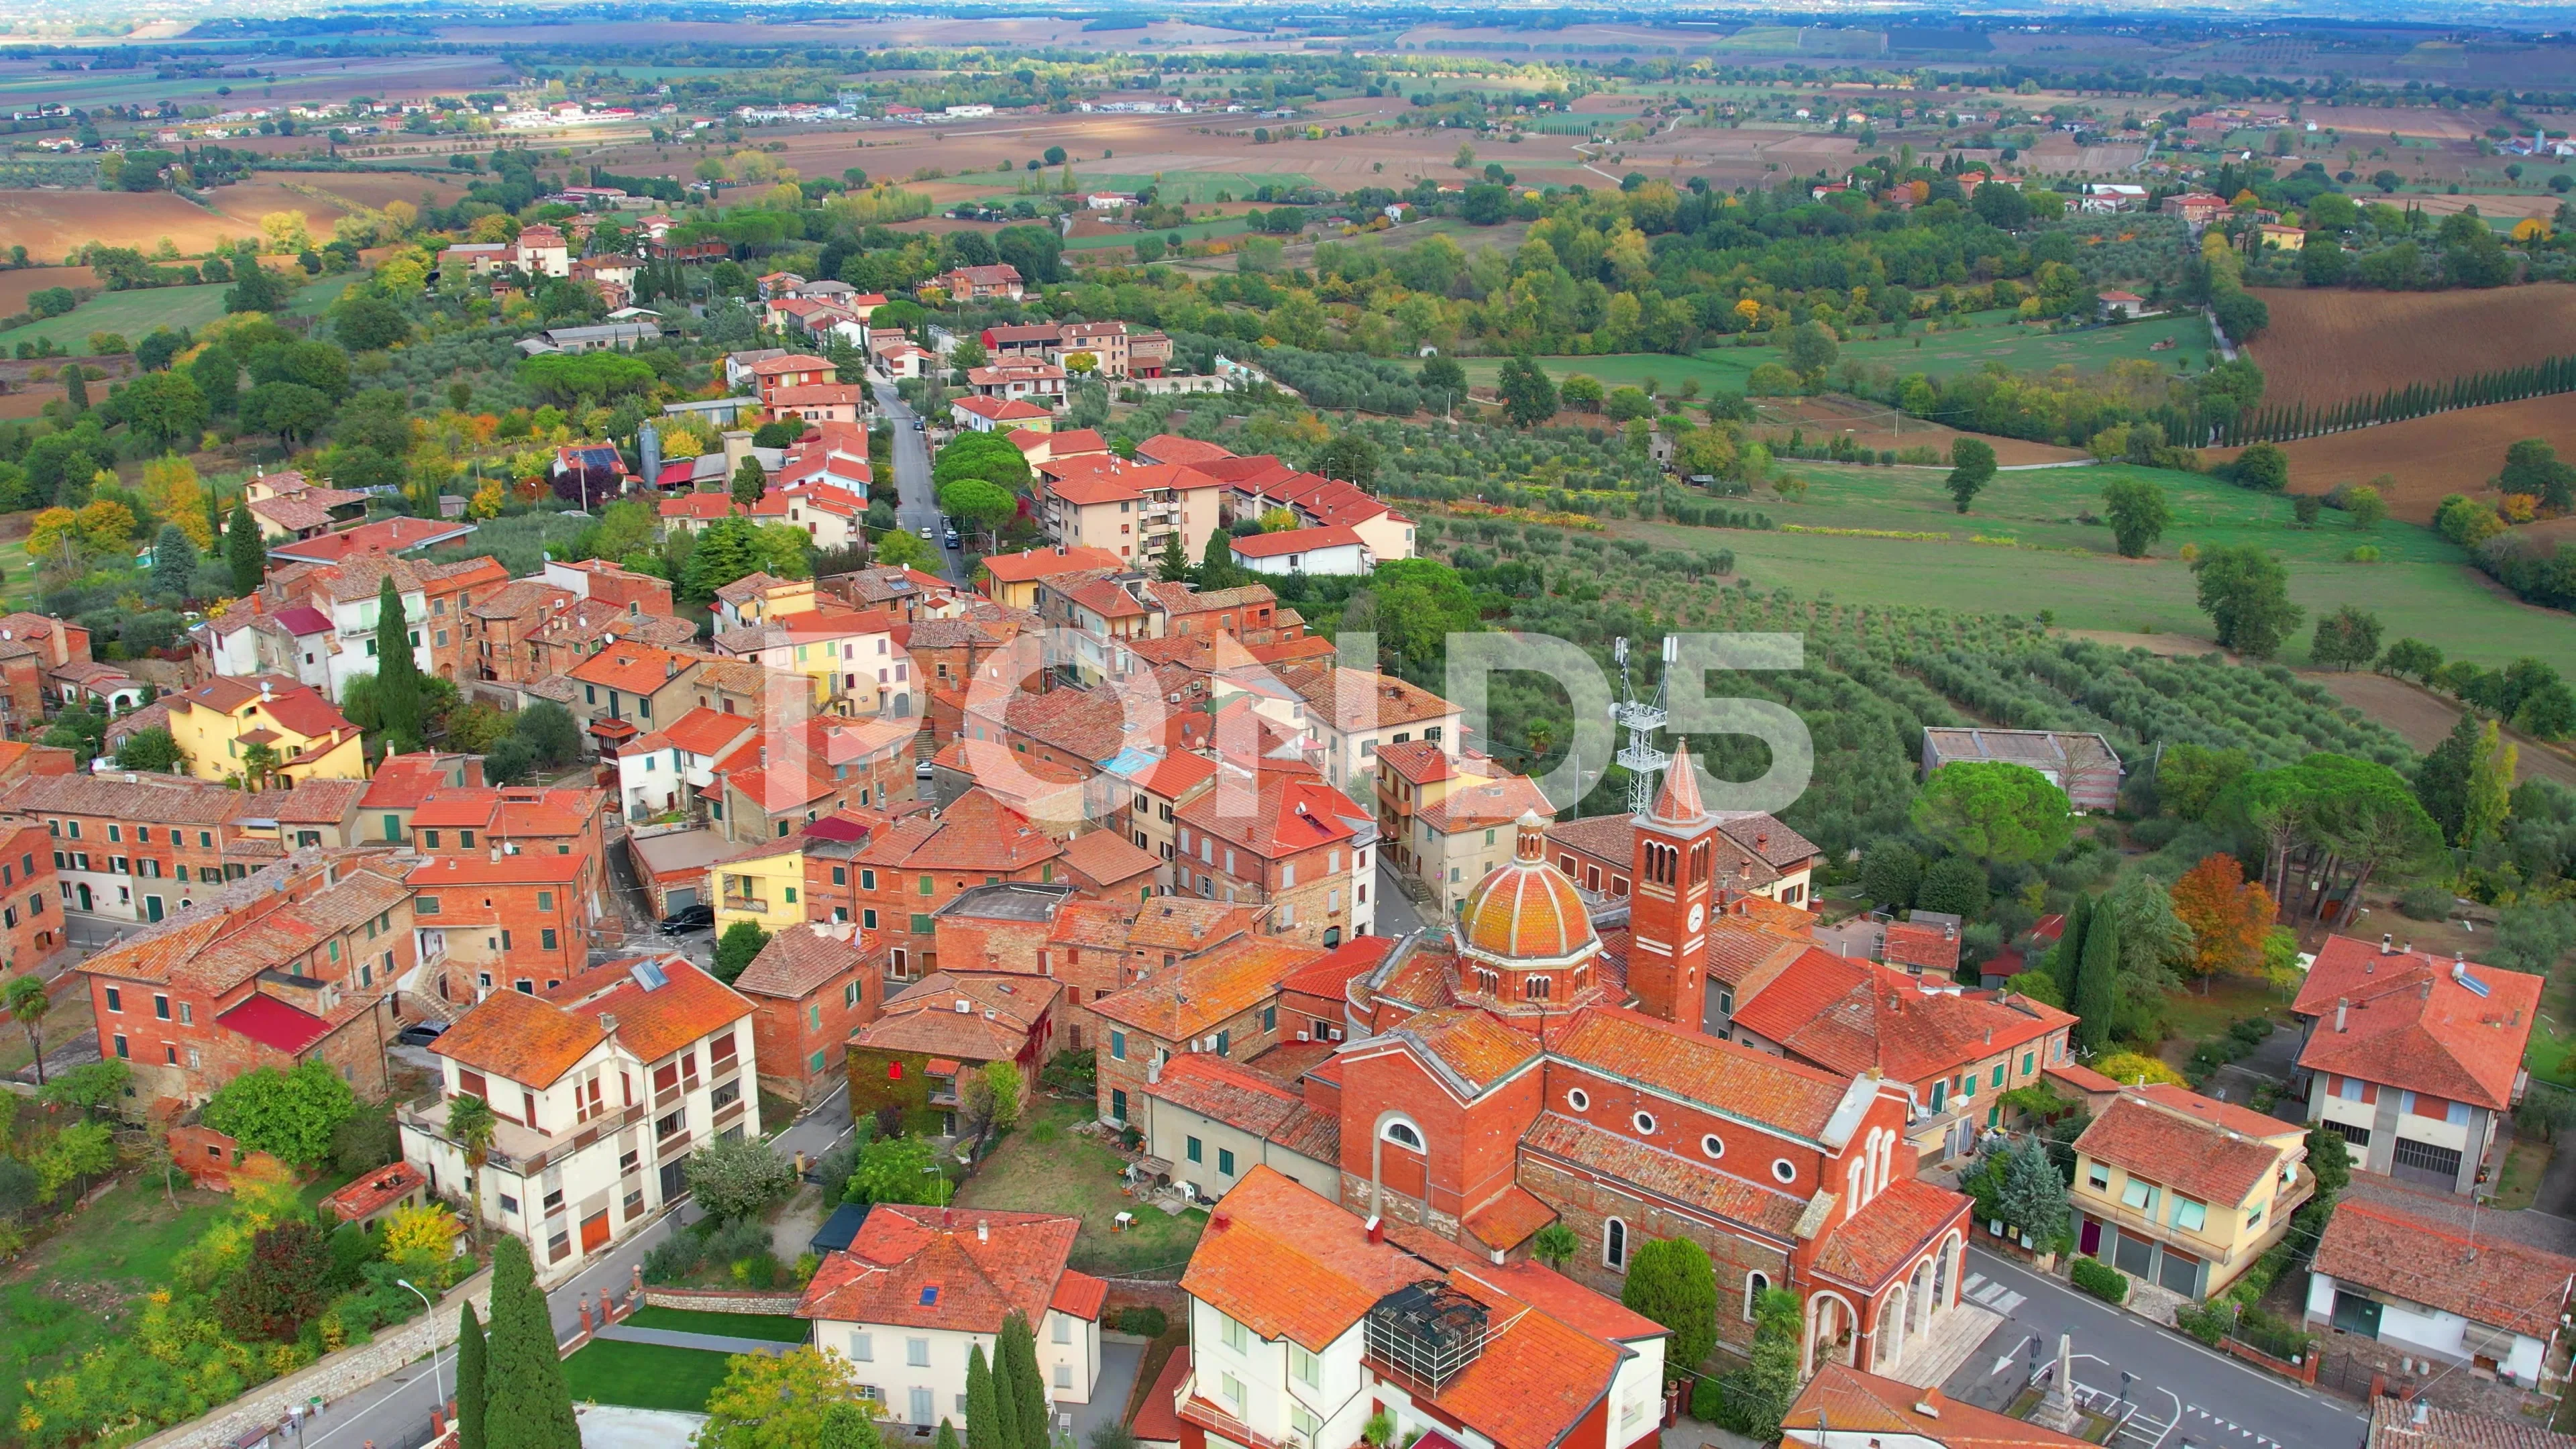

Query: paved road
1373;857;1434;941
302;1083;859;1449
871;381;967;588
1939;1248;2367;1449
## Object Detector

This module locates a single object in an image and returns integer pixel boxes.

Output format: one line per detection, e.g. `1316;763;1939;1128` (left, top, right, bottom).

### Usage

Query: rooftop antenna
1613;635;1674;817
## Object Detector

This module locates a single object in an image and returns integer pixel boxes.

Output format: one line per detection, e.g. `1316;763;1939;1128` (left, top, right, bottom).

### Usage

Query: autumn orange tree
2169;854;2277;990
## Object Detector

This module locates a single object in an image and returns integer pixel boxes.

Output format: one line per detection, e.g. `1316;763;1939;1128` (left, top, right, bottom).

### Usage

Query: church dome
1457;811;1598;966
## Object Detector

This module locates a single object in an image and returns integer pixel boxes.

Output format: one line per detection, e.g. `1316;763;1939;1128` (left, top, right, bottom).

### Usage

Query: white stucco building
1176;1167;1669;1449
398;955;760;1270
796;1205;1107;1428
2305;1195;2574;1389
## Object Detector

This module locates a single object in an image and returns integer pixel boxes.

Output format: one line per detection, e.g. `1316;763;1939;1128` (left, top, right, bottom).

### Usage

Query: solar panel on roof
631;960;669;991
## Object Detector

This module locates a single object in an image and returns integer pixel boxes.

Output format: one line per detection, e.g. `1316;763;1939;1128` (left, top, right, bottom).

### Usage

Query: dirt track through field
2306;670;2576;786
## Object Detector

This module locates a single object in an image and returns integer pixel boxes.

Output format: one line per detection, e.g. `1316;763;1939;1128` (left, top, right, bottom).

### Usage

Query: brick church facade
1324;746;1976;1379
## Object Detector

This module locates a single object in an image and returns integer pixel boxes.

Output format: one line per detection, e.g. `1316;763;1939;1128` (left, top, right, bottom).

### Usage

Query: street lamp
396;1279;445;1415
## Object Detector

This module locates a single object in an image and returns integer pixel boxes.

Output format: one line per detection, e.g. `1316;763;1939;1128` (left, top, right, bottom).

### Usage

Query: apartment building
401;956;758;1267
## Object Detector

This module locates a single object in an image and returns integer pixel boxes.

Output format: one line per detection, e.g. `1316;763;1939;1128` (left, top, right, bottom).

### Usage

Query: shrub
1115;1305;1169;1337
2396;885;2453;922
2070;1256;2127;1303
2175;1299;2230;1345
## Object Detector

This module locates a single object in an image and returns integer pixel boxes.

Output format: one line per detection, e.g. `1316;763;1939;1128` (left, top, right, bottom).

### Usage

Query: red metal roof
217;993;333;1055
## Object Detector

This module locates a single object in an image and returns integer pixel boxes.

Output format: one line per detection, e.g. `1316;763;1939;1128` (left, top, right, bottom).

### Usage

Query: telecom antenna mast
1611;635;1674;816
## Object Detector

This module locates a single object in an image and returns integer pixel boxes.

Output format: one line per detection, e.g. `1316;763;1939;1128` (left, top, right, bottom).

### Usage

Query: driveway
1939;1248;2367;1449
1067;1340;1144;1448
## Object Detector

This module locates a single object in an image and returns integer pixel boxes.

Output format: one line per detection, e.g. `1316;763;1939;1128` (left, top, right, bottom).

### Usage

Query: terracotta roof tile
1790;1363;2090;1448
2315;1197;2576;1339
732;920;873;1000
1808;1176;1972;1291
2074;1092;2302;1209
1092;937;1320;1042
432;987;605;1088
797;1204;1085;1332
2294;936;2540;1110
568;957;753;1066
854;971;1058;1061
1556;1006;1856;1143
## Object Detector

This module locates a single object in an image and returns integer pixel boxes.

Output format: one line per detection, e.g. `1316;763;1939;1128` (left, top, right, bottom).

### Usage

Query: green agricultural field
1460;312;2214;396
1077;170;1313;204
1613;462;2576;675
0;272;352;352
0;283;231;352
1066;214;1253;250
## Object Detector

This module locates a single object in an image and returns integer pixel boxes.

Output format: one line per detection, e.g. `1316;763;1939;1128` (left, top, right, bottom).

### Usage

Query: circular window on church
1633;1110;1657;1135
1771;1158;1797;1184
1701;1134;1725;1160
1566;1087;1591;1112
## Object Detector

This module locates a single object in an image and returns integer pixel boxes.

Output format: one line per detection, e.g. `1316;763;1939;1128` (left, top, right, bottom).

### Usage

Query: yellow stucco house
711;838;807;936
160;674;367;789
2069;1083;2312;1301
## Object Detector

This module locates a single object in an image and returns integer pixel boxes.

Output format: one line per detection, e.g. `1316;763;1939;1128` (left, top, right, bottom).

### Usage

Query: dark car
395;1022;448;1047
656;903;716;934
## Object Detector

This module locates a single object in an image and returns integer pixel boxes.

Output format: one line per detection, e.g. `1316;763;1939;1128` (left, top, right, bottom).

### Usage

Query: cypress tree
936;1423;961;1449
2046;892;2092;1000
967;1344;1006;1449
227;499;265;595
456;1300;488;1449
1001;1311;1049;1449
989;1341;1024;1449
374;573;423;752
483;1236;580;1449
2073;904;2122;1055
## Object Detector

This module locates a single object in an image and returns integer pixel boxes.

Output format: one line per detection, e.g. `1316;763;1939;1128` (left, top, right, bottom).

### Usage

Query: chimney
2381;932;2394;955
599;1012;619;1034
2336;998;2349;1032
977;1219;988;1243
1364;1216;1384;1245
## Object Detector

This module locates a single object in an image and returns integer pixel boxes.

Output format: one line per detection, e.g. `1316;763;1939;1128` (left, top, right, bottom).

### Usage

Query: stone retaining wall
640;1286;804;1314
127;1269;496;1449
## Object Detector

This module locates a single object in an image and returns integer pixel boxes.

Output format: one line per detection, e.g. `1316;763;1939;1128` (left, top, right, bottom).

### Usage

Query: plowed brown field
2242;286;2576;410
2228;393;2576;523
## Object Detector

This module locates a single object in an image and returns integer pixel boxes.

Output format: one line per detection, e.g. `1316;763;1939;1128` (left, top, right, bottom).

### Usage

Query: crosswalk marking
1963;1276;2025;1315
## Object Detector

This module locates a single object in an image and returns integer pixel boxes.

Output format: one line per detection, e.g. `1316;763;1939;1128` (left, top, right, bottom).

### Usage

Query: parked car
655;903;716;934
395;1021;448;1047
918;525;934;539
943;529;961;549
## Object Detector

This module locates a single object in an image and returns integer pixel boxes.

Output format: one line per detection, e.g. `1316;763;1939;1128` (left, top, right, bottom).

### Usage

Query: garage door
665;885;698;910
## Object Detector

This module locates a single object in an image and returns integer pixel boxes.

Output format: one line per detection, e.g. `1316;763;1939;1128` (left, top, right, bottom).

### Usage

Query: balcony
1173;1373;1289;1449
399;1095;639;1178
721;893;769;914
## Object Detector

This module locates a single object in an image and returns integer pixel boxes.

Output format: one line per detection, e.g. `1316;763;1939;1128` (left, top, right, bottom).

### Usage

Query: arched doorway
74;882;91;912
1806;1291;1860;1373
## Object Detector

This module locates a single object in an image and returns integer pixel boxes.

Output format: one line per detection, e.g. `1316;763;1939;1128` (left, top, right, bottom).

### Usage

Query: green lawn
1616;460;2576;676
1460;313;2214;394
1075;170;1314;204
953;1099;1208;1277
621;1305;813;1343
561;1339;738;1412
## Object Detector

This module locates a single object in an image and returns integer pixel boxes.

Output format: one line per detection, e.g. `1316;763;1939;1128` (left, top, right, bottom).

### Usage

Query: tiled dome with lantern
1446;811;1615;1016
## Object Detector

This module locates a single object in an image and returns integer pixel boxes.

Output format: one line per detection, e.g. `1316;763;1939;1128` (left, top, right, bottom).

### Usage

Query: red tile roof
797;1204;1088;1333
2294;935;2540;1110
569;643;694;696
1731;955;2072;1086
1136;434;1235;467
1809;1176;1972;1292
1229;526;1365;560
1093;937;1320;1042
1790;1364;2090;1448
2314;1197;2576;1338
323;1162;425;1222
568;957;753;1065
1556;1006;1858;1142
1179;1168;1646;1449
432;988;604;1088
979;546;1127;584
217;993;333;1055
1279;934;1395;1002
2075;1092;2301;1209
